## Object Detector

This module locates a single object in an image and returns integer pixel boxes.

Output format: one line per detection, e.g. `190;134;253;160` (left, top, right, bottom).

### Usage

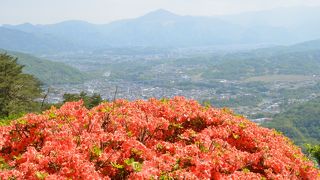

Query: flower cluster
0;97;319;179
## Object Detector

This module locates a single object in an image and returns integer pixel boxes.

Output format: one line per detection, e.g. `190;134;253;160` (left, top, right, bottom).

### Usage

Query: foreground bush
0;97;319;179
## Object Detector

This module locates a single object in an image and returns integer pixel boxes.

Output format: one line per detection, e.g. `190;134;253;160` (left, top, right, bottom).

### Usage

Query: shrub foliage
0;97;319;179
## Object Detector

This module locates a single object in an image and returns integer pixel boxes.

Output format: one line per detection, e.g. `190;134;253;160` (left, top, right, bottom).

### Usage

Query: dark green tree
0;53;42;118
306;144;320;166
63;91;103;109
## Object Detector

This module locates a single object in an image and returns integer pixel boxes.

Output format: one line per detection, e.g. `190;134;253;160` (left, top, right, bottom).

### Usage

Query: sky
1;0;320;25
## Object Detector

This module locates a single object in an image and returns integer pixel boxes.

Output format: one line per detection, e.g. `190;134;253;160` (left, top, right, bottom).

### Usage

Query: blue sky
1;0;320;24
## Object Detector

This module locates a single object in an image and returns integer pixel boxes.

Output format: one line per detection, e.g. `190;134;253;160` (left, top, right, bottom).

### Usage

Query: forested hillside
201;40;320;80
0;49;88;84
263;97;320;147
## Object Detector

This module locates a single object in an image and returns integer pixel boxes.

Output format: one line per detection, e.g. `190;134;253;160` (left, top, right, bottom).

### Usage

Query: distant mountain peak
57;20;90;24
19;22;34;26
54;20;92;26
2;22;33;28
150;9;175;14
142;9;179;19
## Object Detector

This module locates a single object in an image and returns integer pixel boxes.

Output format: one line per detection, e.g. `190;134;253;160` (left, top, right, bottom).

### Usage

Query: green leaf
111;162;124;169
49;112;56;119
238;122;247;129
17;119;27;125
35;171;48;180
169;123;183;129
242;167;250;173
132;161;142;172
124;158;142;172
0;157;12;170
232;133;240;139
124;158;135;165
91;145;102;157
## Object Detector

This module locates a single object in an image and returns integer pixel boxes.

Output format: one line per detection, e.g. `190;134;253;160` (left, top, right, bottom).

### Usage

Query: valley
34;41;320;124
1;2;320;177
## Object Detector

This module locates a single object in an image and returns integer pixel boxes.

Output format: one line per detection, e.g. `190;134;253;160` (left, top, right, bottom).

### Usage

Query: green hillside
201;40;320;80
102;39;320;83
290;39;320;52
0;49;88;85
263;97;320;147
261;41;320;144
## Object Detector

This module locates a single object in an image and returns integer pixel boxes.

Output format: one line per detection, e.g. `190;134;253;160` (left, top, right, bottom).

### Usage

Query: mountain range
1;7;320;54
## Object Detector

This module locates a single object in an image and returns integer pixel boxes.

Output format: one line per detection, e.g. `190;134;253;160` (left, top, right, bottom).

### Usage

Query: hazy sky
1;0;320;24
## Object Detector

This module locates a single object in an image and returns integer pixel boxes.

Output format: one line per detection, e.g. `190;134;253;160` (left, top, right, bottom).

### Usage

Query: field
244;75;317;82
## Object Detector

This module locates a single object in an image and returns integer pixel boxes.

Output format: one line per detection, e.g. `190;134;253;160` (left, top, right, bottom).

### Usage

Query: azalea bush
0;97;319;179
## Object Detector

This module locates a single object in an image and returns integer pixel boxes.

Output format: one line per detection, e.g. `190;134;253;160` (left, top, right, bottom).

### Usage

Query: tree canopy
0;53;42;118
63;91;103;109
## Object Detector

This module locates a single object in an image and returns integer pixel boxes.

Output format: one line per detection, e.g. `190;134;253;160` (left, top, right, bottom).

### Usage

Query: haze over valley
1;0;320;176
1;4;320;146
